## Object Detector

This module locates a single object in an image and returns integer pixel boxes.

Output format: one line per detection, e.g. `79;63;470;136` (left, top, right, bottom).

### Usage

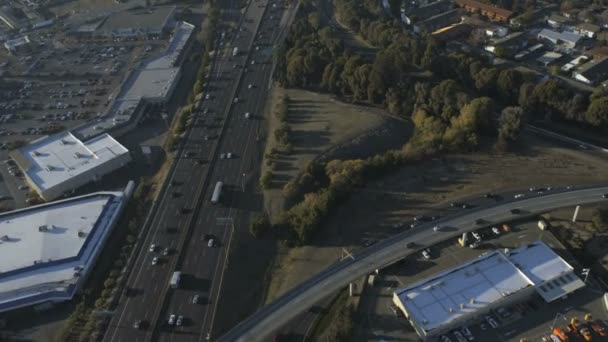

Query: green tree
592;207;608;233
260;171;273;189
250;214;271;238
473;68;499;95
585;96;608;127
308;12;321;31
497;69;523;104
497;106;525;148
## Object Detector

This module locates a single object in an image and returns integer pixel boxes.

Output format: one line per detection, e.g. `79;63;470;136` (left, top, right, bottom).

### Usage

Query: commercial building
0;185;131;313
73;20;194;140
574;57;608;85
455;0;513;22
10;132;131;201
393;241;584;340
95;6;175;39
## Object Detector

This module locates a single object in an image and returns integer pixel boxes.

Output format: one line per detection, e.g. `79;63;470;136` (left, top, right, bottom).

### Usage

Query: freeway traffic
102;0;290;340
218;186;608;341
155;1;291;341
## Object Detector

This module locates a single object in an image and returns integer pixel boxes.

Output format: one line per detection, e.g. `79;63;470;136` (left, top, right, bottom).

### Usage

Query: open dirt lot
262;87;409;217
265;133;608;304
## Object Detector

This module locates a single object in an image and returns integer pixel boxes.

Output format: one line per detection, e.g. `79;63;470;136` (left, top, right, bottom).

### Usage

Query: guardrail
147;0;273;340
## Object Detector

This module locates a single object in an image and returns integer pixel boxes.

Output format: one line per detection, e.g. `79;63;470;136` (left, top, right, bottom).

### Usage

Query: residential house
536;52;563;67
433;23;473;42
455;0;513;22
413;9;464;34
547;14;571;29
401;0;453;26
538;29;582;48
575;23;600;39
587;46;608;59
574;57;608;84
485;31;529;54
486;25;508;38
4;35;30;54
598;9;608;29
562;55;590;73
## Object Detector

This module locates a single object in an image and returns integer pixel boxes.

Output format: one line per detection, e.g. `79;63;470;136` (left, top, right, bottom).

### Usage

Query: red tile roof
455;0;513;20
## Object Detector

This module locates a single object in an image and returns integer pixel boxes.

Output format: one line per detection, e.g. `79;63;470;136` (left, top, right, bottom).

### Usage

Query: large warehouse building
73;20;194;140
10;131;131;201
393;241;585;340
0;184;131;313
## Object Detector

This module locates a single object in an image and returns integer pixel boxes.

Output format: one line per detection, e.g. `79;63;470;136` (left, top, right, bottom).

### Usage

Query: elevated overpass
218;186;608;341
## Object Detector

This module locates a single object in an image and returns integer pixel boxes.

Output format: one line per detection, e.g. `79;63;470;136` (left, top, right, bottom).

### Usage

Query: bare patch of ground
265;133;608;303
262;87;409;218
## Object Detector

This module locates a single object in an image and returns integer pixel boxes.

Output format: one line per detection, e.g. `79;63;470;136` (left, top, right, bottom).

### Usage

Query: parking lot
0;8;178;211
355;218;608;342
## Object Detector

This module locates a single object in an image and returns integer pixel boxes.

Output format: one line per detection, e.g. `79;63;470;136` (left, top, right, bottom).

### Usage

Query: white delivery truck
170;271;181;289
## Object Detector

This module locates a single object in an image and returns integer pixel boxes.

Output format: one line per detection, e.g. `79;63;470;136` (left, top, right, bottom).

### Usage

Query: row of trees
56;180;150;341
260;95;292;190
263;0;608;245
278;151;404;245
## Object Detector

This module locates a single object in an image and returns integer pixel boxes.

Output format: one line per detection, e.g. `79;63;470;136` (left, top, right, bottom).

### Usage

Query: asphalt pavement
218;186;608;342
155;1;290;341
102;0;289;341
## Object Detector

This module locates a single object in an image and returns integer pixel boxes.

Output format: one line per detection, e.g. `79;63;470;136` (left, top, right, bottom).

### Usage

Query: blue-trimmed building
0;183;132;313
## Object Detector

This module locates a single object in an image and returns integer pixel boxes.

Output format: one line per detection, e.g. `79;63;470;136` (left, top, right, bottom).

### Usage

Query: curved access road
218;186;608;342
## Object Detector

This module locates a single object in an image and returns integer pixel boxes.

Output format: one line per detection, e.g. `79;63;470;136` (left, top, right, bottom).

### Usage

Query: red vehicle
590;320;607;336
553;328;569;342
579;327;593;341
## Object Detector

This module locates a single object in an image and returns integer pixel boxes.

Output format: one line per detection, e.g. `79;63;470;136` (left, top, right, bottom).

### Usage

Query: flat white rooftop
507;242;585;302
395;241;584;335
73;21;194;140
17;131;129;192
396;251;534;333
0;190;127;312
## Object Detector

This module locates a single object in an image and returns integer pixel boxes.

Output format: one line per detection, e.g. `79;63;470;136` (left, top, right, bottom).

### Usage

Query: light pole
582;268;591;283
550;312;568;331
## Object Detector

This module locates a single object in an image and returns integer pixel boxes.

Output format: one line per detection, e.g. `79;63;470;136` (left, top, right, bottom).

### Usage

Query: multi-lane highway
218;186;608;342
154;1;292;341
103;0;291;340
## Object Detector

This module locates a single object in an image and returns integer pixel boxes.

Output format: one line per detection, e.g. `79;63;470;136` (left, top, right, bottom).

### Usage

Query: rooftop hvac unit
460;303;465;309
448;307;454;313
77;231;86;238
0;235;8;241
469;298;476;304
32;151;40;157
38;225;48;232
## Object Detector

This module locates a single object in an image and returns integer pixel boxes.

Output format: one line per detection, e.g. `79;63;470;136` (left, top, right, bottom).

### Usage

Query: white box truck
170;271;181;289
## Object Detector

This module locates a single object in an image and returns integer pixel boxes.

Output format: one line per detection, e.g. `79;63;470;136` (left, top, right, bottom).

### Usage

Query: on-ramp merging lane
218;186;608;342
